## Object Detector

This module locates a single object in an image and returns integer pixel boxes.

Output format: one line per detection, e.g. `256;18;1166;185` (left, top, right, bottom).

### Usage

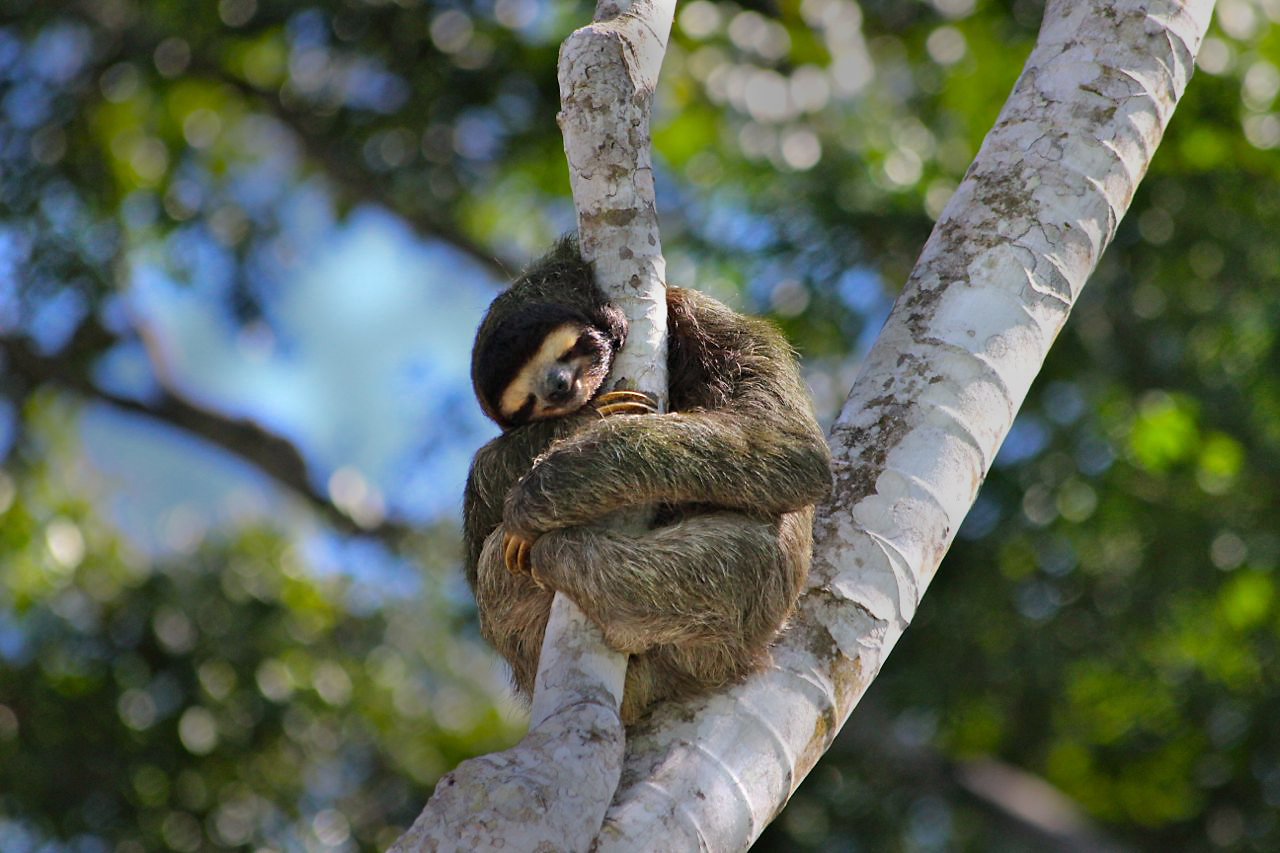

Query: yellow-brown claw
594;390;658;418
595;390;656;405
502;532;533;575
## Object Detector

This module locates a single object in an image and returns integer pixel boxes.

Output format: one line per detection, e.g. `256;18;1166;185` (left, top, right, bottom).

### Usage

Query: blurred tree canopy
1;0;1278;850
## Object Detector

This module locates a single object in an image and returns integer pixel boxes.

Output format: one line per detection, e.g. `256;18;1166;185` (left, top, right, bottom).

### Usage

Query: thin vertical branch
531;0;676;726
388;0;675;849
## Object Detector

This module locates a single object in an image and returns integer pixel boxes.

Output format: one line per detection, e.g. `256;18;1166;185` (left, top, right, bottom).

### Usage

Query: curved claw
594;390;658;418
596;401;657;417
595;390;655;405
502;532;533;575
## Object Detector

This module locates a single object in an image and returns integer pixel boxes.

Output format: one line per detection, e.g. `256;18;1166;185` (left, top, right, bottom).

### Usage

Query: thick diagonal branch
597;1;1216;848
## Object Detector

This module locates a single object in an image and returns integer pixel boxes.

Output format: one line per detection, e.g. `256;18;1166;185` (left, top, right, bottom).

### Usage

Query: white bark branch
537;0;677;737
388;0;674;849
397;0;1213;849
594;0;1215;849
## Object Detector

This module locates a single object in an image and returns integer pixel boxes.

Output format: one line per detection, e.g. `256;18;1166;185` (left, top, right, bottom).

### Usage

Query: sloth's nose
545;368;576;403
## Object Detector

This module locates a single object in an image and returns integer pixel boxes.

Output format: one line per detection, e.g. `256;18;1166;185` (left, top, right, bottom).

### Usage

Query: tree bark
596;1;1215;849
388;0;675;849
533;0;677;727
395;0;1215;849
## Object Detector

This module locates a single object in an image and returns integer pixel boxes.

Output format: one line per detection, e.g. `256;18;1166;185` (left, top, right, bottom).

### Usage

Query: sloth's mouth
536;385;585;418
545;377;580;406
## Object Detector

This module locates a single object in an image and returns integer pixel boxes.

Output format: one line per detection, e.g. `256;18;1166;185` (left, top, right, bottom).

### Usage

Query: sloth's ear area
590;303;628;352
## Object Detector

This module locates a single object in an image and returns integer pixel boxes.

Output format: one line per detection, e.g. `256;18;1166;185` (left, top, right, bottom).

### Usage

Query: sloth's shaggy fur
463;239;831;723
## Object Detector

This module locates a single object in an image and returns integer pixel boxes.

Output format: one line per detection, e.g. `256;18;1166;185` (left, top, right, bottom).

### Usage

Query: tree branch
596;0;1216;847
388;0;676;849
0;322;409;540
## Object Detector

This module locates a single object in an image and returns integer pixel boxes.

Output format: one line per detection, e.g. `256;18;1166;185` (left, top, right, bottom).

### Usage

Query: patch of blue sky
93;204;498;559
342;60;410;114
160;224;238;297
453;109;506;161
120;191;160;230
2;77;50;128
81;399;429;592
700;197;776;252
0;610;28;663
995;413;1050;467
0;28;21;73
28;22;91;83
230;159;295;222
835;268;894;359
304;534;423;604
0;819;69;853
524;0;580;44
836;267;886;314
39;180;87;232
92;339;159;402
0;229;25;330
0;398;13;458
28;286;87;353
286;8;330;46
854;302;893;360
80;403;283;554
1041;380;1086;425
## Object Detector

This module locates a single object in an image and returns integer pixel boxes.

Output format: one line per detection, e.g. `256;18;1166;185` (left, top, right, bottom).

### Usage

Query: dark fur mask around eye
472;303;626;429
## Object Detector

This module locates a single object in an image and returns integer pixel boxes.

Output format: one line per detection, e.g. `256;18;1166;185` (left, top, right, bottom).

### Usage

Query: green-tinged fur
464;242;832;723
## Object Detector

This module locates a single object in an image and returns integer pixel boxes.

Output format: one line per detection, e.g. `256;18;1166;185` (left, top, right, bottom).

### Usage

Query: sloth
463;238;831;723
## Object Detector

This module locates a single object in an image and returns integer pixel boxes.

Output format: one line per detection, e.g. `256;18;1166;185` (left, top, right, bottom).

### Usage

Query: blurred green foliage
1;402;514;851
1;0;1279;851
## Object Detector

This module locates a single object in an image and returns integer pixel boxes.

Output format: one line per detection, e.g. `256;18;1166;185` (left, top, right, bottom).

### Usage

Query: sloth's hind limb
473;509;813;722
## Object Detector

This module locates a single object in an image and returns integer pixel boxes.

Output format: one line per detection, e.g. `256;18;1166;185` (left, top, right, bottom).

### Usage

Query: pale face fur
497;322;608;423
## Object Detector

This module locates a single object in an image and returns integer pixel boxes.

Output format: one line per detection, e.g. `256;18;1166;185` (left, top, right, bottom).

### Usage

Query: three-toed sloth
464;238;831;723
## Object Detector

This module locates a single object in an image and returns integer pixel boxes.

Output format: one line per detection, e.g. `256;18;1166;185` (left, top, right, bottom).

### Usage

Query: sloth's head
472;239;627;430
472;306;623;429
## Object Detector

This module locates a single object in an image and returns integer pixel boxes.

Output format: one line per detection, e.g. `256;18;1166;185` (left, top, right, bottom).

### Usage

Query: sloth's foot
593;390;658;418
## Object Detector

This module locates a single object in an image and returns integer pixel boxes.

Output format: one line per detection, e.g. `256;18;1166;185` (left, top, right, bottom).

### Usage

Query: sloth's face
496;321;613;426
